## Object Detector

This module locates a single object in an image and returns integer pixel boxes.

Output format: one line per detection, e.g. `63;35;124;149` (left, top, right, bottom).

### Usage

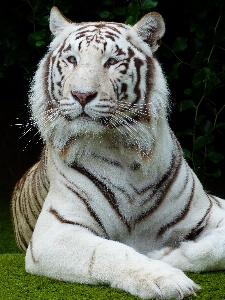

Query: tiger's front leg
26;193;198;300
148;204;225;272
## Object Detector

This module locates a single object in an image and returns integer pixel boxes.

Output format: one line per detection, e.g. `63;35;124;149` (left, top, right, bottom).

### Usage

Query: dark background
1;0;225;200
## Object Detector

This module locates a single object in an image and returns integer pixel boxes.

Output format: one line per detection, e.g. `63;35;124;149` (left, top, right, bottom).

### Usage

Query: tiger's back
12;149;49;251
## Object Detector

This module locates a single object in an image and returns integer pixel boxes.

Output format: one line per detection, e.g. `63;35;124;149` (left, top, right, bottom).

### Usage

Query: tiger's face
50;24;148;126
31;8;167;152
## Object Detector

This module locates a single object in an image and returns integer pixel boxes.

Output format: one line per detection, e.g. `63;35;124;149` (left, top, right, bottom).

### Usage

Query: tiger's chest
50;151;162;250
53;147;153;206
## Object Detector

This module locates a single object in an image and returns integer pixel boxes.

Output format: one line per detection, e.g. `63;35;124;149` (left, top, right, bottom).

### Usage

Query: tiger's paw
147;247;176;261
147;246;195;271
113;259;200;299
147;241;221;272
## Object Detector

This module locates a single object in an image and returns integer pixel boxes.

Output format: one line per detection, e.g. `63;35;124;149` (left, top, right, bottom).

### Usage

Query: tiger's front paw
147;247;175;261
113;259;199;299
148;241;225;272
147;246;196;271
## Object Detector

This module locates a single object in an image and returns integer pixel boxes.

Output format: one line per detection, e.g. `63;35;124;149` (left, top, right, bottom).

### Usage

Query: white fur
15;7;225;300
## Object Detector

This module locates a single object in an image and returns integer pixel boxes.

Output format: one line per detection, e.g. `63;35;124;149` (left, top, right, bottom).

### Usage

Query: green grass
1;199;225;299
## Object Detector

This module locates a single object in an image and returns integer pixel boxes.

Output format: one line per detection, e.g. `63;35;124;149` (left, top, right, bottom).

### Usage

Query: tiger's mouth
77;112;111;126
80;112;90;118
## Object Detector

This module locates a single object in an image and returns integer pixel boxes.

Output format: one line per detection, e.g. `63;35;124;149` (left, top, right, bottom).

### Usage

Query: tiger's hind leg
147;199;225;272
11;150;49;252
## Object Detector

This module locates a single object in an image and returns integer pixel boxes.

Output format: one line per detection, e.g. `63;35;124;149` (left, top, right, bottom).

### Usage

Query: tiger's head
30;7;168;155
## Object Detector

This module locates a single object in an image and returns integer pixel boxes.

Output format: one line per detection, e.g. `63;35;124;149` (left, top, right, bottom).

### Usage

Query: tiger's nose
71;91;97;107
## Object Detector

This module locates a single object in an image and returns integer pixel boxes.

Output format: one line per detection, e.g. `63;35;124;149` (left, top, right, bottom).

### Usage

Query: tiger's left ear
133;12;165;53
50;7;73;36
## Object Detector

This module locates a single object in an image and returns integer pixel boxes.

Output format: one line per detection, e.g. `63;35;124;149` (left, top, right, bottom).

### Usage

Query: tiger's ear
50;7;73;36
133;12;165;53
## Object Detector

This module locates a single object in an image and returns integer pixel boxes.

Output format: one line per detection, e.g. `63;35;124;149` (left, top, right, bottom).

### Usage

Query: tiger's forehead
74;22;128;35
59;22;131;54
70;22;129;44
50;20;151;57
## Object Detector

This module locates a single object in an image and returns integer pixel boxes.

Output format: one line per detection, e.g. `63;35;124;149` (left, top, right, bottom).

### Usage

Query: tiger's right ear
50;7;73;36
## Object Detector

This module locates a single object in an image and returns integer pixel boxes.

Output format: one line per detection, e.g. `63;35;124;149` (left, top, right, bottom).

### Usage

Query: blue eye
67;56;77;64
107;57;117;65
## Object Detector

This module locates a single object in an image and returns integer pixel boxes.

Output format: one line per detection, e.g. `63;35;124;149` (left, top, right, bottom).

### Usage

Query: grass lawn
1;198;225;299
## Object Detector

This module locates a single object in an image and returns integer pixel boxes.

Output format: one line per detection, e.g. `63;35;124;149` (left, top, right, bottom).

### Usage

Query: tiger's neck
46;118;175;186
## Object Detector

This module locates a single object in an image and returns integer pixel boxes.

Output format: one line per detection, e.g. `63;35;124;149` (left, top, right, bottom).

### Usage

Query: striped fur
12;7;225;299
11;149;49;251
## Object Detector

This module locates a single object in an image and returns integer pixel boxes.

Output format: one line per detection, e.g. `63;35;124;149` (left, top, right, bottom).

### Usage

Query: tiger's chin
49;116;111;152
60;107;112;125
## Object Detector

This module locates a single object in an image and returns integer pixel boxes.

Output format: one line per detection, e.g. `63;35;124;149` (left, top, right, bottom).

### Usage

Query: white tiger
11;6;225;299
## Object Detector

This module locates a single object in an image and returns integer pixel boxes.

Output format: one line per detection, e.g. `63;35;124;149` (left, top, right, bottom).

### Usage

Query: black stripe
132;181;154;195
57;60;63;76
127;37;146;56
92;153;123;168
110;78;119;99
18;229;28;252
64;183;109;238
53;161;109;237
63;44;71;52
49;206;100;237
88;246;98;276
50;40;67;103
208;194;222;208
184;195;213;241
105;25;122;35
120;83;128;100
99;177;134;204
11;197;23;251
116;62;129;74
104;31;119;39
32;166;42;213
157;171;195;237
17;176;34;233
135;142;183;223
30;164;42;217
75;25;96;32
115;44;126;56
75;33;90;40
105;35;115;41
43;52;54;110
132;57;144;105
29;238;37;263
145;58;155;111
71;162;131;231
78;41;82;51
75;29;98;39
50;55;57;102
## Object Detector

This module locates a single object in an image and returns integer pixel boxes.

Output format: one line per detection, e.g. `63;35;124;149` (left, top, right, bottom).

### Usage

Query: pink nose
71;91;97;107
